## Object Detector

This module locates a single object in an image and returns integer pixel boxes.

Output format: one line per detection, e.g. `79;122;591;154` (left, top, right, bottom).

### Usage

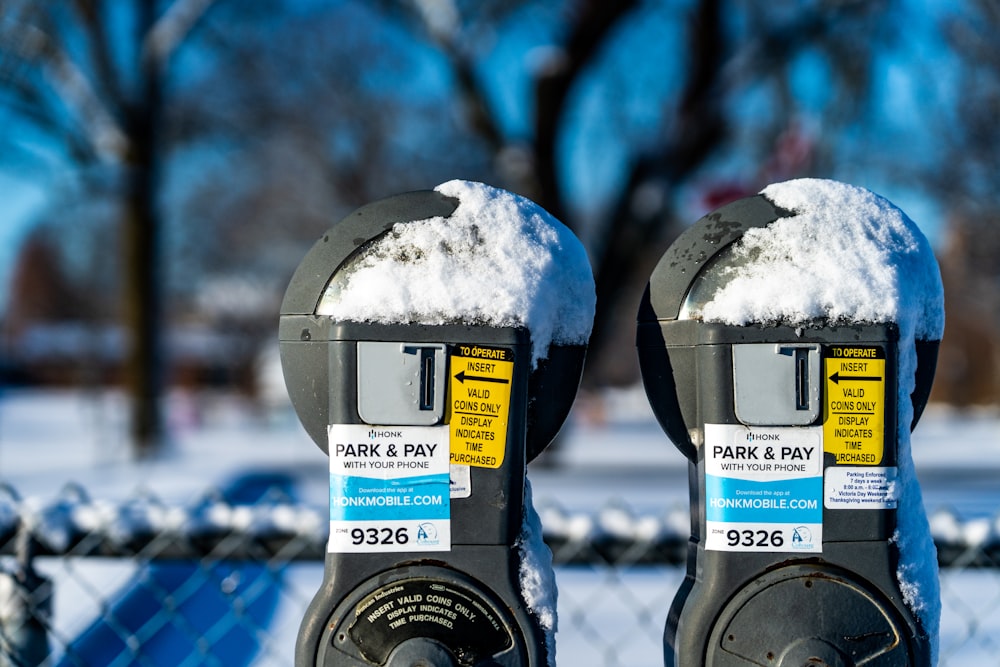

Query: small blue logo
417;522;439;546
791;526;813;549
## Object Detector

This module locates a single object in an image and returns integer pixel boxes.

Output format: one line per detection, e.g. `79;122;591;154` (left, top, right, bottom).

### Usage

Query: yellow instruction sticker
448;345;513;469
823;345;886;465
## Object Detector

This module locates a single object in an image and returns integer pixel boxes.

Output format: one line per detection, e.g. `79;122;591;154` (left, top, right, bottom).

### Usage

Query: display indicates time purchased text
448;345;513;469
823;345;886;465
328;424;451;553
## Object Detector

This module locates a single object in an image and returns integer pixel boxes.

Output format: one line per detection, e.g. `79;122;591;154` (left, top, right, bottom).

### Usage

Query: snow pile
3;485;325;555
699;179;944;338
317;180;596;366
517;480;557;665
700;178;944;661
536;504;594;542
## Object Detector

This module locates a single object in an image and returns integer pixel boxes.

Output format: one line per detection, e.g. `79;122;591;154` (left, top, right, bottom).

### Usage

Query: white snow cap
698;178;944;340
701;178;945;662
317;180;595;367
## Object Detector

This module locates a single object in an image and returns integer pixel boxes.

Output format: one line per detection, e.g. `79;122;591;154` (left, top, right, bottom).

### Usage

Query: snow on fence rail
0;484;998;567
2;484;1000;666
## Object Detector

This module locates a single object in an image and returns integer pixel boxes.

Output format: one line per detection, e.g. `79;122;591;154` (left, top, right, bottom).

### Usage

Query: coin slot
420;348;436;411
795;348;810;411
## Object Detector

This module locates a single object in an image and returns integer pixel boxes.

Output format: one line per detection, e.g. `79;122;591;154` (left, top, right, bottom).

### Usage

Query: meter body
280;187;589;667
637;192;940;667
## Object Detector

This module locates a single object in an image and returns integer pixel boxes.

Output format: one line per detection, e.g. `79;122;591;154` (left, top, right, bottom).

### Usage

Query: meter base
666;544;931;667
297;551;548;667
707;564;910;666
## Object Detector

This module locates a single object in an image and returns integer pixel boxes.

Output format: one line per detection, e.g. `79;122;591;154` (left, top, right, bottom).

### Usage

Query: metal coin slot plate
357;342;447;425
733;343;821;426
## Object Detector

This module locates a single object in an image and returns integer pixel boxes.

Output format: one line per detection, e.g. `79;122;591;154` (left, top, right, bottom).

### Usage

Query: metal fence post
0;527;51;667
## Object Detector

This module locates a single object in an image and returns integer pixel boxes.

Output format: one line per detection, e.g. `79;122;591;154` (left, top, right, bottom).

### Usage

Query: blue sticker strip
331;472;450;522
706;475;822;524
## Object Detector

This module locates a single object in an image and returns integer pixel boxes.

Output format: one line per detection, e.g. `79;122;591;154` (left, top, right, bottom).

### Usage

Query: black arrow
454;370;510;385
828;371;882;385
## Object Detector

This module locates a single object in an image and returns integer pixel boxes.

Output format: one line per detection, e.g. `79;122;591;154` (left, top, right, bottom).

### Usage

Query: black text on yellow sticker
448;345;513;469
823;345;886;465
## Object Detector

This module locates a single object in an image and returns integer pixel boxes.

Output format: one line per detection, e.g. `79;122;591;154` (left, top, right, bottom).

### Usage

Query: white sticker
704;424;823;553
824;466;898;510
449;464;471;499
328;424;450;553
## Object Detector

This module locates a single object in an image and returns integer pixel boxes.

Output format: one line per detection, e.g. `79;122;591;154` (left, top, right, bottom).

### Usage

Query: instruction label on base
329;424;450;553
705;424;823;553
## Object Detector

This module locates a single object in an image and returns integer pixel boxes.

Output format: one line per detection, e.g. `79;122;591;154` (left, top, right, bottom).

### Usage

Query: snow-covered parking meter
637;180;944;667
280;181;594;667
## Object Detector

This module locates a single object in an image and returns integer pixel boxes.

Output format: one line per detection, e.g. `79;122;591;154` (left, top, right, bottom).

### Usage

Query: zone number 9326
351;528;410;546
727;528;784;548
350;526;409;546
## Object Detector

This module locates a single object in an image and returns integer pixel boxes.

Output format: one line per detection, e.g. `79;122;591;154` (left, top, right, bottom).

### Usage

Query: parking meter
280;183;592;666
637;182;943;666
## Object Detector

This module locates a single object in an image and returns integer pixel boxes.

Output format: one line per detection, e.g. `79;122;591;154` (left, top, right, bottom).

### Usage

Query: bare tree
915;0;1000;405
0;0;221;456
398;0;897;384
2;0;914;413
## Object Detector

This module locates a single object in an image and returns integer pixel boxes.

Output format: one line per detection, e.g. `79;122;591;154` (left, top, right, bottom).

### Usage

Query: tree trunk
123;0;164;458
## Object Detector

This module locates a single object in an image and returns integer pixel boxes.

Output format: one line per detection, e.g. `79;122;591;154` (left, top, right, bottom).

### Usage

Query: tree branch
532;0;639;223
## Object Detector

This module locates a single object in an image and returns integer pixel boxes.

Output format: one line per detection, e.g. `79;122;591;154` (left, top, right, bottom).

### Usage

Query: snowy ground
1;387;999;665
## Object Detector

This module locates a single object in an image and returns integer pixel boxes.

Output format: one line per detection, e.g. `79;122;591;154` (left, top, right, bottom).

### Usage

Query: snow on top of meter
317;180;595;367
702;178;944;662
698;178;944;339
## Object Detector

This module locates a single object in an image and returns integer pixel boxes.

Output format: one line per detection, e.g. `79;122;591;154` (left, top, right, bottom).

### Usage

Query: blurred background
1;0;998;450
2;1;1000;665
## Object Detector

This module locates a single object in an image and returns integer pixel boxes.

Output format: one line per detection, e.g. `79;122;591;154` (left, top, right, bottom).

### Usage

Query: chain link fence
1;483;999;666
